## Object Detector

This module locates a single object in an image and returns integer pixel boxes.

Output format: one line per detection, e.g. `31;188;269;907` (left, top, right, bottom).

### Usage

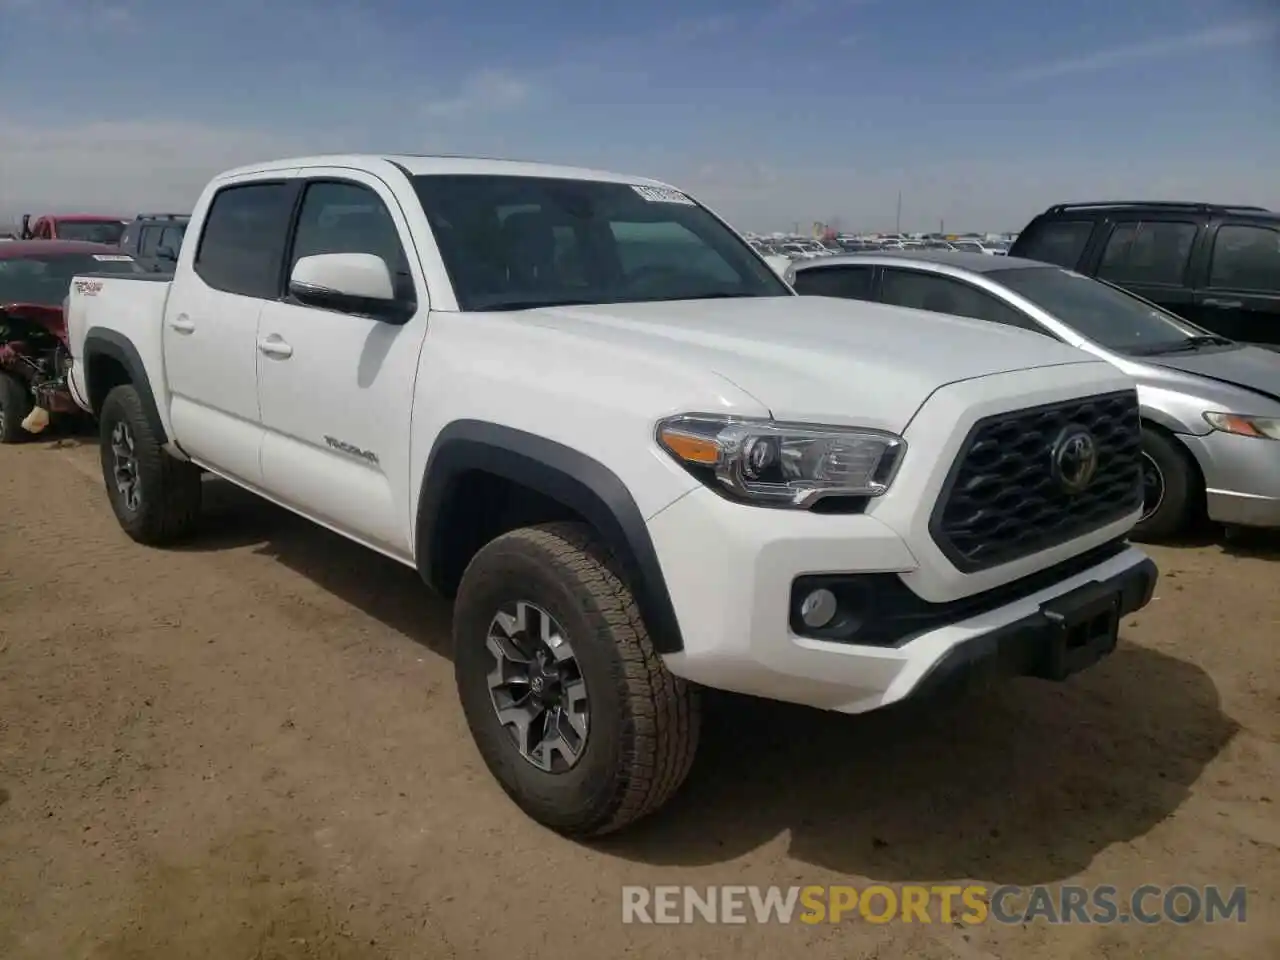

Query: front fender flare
416;420;685;654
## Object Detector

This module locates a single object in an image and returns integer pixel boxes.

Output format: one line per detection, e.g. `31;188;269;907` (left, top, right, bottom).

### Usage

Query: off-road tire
453;522;701;837
0;371;33;444
1133;426;1200;542
98;384;202;545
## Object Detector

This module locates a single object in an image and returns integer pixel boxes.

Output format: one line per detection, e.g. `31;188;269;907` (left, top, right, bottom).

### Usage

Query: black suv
118;213;190;272
1010;202;1280;348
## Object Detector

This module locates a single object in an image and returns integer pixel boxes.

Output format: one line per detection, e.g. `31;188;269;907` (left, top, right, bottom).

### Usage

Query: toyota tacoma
63;154;1158;836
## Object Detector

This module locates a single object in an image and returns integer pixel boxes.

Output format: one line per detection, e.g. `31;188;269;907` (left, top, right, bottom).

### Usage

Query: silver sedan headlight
1203;411;1280;441
656;414;905;507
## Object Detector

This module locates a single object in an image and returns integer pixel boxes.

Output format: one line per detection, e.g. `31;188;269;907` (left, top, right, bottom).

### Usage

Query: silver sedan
787;250;1280;540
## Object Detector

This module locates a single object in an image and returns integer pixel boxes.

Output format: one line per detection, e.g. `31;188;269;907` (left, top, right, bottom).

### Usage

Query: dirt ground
1;434;1277;960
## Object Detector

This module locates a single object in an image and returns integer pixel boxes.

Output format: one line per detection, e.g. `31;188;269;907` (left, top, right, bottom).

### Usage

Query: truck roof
214;154;676;190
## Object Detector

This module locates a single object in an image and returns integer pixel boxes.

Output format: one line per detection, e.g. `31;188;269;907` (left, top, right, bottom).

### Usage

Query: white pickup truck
64;154;1158;836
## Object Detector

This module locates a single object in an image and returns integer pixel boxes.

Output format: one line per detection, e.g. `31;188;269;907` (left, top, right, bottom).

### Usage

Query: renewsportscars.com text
621;884;1248;925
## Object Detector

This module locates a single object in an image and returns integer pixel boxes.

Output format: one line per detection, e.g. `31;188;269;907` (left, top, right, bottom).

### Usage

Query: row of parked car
3;212;191;272
2;156;1277;840
751;235;1013;260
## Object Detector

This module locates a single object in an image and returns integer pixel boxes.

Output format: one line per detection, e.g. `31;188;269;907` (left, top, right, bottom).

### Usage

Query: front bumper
1180;430;1280;528
648;486;1157;714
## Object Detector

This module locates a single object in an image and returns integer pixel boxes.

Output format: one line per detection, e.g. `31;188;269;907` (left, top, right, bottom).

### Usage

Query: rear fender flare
83;327;167;443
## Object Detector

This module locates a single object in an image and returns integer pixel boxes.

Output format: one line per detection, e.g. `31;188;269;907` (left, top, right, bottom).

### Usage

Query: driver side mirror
288;253;413;322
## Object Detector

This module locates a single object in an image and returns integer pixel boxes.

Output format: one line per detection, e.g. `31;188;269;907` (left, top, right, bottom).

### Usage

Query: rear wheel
98;384;203;544
453;522;700;837
0;372;33;444
1133;426;1200;541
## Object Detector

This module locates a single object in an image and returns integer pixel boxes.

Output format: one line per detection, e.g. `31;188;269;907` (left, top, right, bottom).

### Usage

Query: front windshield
989;265;1214;354
56;220;126;244
0;253;143;306
411;174;790;311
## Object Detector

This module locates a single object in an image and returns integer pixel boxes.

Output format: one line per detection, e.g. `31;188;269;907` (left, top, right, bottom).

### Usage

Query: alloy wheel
485;600;589;773
110;420;142;512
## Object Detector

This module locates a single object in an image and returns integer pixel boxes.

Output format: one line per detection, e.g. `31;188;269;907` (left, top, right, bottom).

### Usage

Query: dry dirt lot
2;434;1278;960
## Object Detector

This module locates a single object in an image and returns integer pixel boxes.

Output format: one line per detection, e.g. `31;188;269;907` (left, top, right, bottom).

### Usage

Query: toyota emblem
1052;426;1099;494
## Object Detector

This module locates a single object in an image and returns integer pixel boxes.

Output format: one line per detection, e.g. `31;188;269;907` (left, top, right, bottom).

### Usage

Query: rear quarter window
1014;220;1095;268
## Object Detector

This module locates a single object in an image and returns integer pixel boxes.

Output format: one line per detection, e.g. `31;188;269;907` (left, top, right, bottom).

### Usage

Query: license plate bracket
1038;582;1122;681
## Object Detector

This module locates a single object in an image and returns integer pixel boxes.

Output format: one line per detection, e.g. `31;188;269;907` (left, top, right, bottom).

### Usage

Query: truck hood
515;296;1101;431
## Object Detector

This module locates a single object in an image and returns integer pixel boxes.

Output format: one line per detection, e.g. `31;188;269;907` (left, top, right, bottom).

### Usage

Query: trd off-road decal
73;280;104;296
323;435;379;464
631;185;695;205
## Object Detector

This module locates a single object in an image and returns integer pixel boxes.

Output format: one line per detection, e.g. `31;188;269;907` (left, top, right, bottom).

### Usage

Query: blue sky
1;0;1277;231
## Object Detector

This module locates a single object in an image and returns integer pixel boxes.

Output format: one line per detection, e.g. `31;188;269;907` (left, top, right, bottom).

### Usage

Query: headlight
1203;411;1280;441
656;414;905;507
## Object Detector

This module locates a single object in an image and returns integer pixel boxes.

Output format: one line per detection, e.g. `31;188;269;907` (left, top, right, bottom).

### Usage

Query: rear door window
881;268;1049;334
792;265;875;299
194;182;296;299
1097;220;1196;286
139;227;163;259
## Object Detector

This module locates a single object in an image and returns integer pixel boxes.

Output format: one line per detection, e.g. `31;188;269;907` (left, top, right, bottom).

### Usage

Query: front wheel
1133;426;1200;541
453;522;701;837
98;384;203;545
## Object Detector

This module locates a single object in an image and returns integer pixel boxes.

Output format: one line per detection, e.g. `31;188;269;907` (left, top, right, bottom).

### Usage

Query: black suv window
139;226;163;259
792;264;874;299
157;226;185;258
1209;225;1280;293
881;268;1048;333
194;182;295;298
1015;220;1093;268
1097;220;1196;286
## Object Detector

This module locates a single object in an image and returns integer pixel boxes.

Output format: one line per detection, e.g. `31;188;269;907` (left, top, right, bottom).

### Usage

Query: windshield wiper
1130;334;1233;356
481;297;602;312
1183;334;1233;347
646;291;753;302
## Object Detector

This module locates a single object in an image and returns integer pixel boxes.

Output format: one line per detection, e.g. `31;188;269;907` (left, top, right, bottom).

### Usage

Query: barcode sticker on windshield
632;185;694;205
92;254;133;261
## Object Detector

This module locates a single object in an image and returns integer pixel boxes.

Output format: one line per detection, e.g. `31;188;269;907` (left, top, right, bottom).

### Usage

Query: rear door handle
257;335;293;359
1202;298;1243;309
169;314;195;333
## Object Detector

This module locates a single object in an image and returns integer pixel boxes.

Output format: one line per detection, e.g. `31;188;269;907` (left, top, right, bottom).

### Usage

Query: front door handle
257;335;293;359
1202;298;1243;309
169;314;195;333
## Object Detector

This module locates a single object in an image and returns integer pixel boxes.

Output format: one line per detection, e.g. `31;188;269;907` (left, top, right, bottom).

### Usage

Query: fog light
799;588;838;629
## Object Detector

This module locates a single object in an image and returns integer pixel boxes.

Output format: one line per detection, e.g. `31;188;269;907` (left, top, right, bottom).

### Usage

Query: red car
20;214;129;245
0;241;143;442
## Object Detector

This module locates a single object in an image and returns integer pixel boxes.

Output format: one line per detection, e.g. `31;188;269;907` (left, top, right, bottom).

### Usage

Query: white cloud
0;118;308;222
1008;19;1277;82
421;70;533;119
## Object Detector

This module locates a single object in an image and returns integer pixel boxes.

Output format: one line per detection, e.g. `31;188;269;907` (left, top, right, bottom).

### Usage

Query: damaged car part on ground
0;241;145;443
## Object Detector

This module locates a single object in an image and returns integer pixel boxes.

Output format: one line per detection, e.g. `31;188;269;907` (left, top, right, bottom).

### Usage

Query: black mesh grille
930;390;1142;572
